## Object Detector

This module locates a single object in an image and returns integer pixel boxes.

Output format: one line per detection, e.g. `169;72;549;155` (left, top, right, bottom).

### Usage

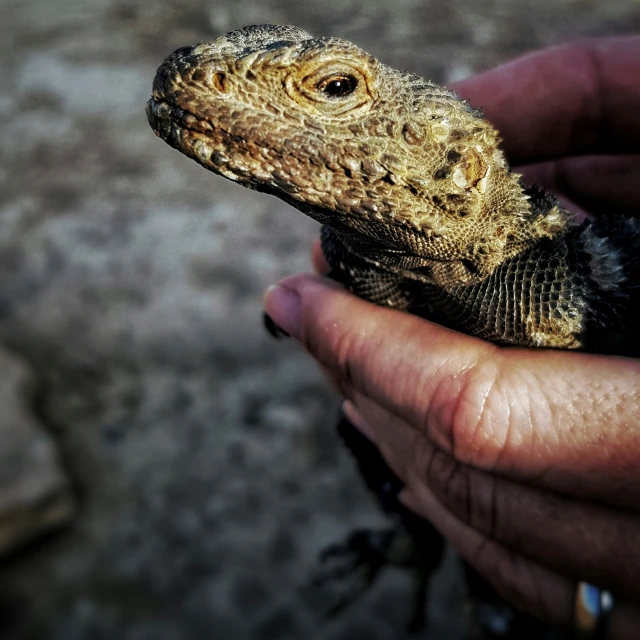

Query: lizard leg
321;224;419;311
308;411;445;631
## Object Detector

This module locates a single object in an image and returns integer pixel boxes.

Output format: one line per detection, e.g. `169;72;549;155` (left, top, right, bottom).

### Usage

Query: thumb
264;273;497;438
264;274;640;507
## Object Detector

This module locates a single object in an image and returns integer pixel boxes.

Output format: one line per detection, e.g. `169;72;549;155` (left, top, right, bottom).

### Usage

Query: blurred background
1;1;639;638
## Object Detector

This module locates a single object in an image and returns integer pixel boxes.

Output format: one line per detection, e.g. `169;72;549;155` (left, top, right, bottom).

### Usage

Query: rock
0;347;74;556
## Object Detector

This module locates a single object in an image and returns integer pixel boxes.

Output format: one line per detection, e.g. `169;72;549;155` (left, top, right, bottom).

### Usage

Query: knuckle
424;447;471;520
428;352;522;471
423;445;499;538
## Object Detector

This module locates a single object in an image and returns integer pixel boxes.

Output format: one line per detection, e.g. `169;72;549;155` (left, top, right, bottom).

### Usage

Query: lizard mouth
146;94;260;185
146;94;235;171
146;96;216;140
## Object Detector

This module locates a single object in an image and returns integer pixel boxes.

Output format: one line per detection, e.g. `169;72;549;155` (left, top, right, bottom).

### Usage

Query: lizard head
147;25;559;279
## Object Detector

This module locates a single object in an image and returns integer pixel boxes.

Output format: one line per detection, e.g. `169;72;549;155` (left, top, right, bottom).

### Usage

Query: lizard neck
321;180;577;291
323;220;638;355
309;164;577;289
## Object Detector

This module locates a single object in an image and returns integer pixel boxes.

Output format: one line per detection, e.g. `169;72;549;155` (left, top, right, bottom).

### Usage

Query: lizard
146;24;640;635
146;24;639;358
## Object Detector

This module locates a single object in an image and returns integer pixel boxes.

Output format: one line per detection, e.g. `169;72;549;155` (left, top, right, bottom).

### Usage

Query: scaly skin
146;24;639;356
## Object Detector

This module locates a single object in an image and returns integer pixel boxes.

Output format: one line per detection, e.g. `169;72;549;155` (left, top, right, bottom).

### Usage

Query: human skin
264;38;640;637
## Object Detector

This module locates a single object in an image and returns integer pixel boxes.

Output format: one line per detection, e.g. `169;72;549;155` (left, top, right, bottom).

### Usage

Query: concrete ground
1;1;639;638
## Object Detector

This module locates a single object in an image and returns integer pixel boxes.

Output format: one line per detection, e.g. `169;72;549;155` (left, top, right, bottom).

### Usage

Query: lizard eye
317;75;358;98
285;57;375;117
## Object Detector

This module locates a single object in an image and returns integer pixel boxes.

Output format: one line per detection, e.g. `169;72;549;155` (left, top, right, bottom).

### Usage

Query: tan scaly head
147;25;572;286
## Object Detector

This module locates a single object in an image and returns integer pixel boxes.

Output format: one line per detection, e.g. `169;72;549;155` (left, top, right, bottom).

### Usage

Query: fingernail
263;312;290;339
342;400;375;441
264;284;302;339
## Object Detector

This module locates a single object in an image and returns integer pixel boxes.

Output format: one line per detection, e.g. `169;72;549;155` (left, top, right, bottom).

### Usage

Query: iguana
146;24;640;636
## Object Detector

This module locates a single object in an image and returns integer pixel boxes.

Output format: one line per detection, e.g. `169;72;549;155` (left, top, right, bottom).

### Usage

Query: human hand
454;36;640;220
264;37;640;637
264;272;640;636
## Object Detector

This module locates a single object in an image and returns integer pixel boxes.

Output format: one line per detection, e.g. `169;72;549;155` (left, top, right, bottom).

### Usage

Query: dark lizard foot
309;413;446;634
310;528;392;619
310;526;432;634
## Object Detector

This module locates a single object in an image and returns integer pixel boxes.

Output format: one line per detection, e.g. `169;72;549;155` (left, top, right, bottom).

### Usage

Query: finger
453;37;640;165
264;275;640;507
311;238;330;275
370;414;640;597
425;453;640;599
517;155;640;219
346;394;640;597
399;484;640;636
397;484;575;625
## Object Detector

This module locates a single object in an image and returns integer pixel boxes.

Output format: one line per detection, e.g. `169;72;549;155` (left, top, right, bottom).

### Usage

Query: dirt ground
1;1;639;638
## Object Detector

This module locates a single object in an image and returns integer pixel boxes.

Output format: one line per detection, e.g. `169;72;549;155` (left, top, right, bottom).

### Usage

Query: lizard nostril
212;72;228;93
190;68;229;92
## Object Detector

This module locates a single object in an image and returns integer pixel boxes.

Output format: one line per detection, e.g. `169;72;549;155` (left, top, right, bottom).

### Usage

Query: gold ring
574;582;614;638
